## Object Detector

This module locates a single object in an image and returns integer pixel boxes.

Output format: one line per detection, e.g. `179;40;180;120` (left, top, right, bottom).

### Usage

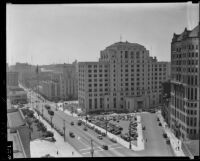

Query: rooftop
8;87;24;92
7;107;30;158
107;41;144;49
172;24;199;42
7;110;25;128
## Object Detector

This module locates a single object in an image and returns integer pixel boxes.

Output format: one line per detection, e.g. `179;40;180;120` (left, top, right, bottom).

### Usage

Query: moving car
71;121;74;126
166;138;170;144
97;135;103;140
77;120;82;126
102;145;108;150
69;132;75;138
163;133;167;138
83;127;88;131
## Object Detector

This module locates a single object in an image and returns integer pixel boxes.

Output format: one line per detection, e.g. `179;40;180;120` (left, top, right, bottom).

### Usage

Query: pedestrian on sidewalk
57;150;59;155
72;151;74;156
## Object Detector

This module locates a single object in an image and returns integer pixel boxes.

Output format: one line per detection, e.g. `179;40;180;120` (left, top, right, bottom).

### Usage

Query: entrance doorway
137;101;143;110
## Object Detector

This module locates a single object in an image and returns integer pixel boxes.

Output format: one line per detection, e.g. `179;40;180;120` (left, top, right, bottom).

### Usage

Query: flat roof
7;130;26;158
7;111;25;128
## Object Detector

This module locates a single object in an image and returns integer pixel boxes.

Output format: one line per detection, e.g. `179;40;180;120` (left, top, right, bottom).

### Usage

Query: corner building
79;41;170;114
170;25;199;140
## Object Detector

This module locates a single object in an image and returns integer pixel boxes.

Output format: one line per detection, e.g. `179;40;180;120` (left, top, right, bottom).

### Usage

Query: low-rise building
7;99;31;158
8;87;27;104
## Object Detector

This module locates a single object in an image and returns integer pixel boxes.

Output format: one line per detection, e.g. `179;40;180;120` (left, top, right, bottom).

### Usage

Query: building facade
8;87;27;104
78;41;170;114
39;62;78;101
161;80;171;126
170;25;199;140
7;72;19;87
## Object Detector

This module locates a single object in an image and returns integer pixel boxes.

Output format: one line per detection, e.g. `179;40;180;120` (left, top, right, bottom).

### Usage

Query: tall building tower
78;41;170;114
170;24;199;140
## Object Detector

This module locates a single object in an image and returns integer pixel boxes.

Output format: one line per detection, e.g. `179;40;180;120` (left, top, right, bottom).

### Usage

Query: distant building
40;61;78;101
7;71;19;87
39;80;60;102
170;24;199;141
78;41;170;114
8;87;27;104
10;63;39;85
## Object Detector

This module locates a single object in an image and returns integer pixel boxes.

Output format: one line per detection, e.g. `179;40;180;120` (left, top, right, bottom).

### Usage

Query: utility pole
42;104;44;118
63;119;66;142
90;139;94;157
129;120;132;149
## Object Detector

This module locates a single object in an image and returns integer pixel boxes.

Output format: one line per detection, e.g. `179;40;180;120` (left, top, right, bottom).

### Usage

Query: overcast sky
7;3;199;65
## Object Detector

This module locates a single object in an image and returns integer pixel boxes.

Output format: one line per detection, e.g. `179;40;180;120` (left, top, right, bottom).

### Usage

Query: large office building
7;71;19;87
78;41;170;114
170;24;199;141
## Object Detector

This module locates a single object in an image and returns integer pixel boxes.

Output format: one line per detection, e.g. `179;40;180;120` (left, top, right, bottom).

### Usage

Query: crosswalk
79;143;124;156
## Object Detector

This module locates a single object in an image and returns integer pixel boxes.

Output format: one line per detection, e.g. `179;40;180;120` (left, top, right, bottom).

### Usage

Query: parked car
77;120;82;126
166;138;170;144
97;135;103;140
71;122;74;126
158;123;162;126
101;133;106;137
163;133;167;138
102;145;108;150
69;132;75;138
83;127;88;131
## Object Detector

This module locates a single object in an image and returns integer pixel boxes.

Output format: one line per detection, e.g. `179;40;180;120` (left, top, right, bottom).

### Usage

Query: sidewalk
30;111;82;158
80;114;144;151
156;111;185;157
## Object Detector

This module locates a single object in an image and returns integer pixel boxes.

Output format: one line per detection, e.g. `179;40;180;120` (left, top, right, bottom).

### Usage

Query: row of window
171;59;198;66
172;52;198;59
172;44;198;52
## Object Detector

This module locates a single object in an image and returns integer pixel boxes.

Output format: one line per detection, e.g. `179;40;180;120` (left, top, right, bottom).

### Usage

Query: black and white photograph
6;2;199;158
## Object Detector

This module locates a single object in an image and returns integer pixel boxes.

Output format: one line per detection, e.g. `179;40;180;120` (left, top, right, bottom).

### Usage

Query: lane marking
81;149;104;155
76;137;90;148
109;146;124;150
79;147;99;151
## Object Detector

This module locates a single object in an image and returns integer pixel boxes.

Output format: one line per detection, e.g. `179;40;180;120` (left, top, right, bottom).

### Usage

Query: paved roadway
24;88;141;157
22;86;174;157
137;112;174;156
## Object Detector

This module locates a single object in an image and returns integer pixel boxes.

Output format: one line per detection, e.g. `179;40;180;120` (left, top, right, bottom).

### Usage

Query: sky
6;3;199;66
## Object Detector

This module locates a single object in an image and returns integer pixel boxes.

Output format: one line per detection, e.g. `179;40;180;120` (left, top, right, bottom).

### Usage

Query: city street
26;89;140;157
137;112;174;156
24;86;175;157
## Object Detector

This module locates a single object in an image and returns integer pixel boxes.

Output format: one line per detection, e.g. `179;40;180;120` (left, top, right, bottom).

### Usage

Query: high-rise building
7;71;19;87
78;41;170;114
170;24;199;140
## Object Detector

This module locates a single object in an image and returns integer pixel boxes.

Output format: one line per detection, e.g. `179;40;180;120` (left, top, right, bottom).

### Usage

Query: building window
89;99;92;109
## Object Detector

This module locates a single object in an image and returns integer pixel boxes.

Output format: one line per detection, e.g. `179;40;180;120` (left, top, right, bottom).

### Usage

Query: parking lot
86;113;138;144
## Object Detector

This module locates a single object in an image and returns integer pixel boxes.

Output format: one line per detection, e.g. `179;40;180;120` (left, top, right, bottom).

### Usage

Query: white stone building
78;41;170;114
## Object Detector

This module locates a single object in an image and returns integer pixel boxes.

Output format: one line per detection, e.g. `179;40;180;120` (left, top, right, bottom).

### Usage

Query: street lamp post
63;120;66;142
129;120;132;149
42;104;44;118
90;139;94;157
